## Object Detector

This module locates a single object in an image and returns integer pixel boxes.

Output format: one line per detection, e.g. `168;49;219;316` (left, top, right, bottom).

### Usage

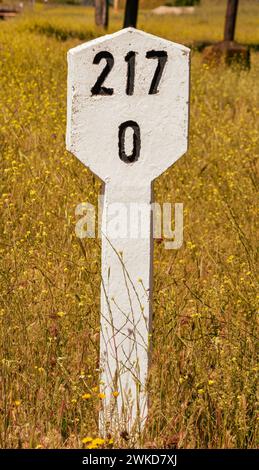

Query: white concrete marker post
66;28;190;435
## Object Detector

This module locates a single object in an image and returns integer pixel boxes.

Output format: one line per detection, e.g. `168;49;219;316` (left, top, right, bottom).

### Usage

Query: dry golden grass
14;1;259;46
0;1;258;449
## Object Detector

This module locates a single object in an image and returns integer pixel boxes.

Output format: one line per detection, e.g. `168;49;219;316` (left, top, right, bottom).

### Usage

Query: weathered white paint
66;28;190;435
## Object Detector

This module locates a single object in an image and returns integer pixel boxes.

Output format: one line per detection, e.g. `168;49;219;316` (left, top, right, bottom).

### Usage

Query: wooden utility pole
224;0;239;41
95;0;109;29
123;0;139;28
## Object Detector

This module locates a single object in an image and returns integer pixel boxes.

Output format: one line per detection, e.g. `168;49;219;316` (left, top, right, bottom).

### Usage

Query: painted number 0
118;121;141;164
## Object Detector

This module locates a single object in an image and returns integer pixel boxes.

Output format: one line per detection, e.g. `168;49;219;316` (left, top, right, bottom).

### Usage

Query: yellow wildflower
82;393;91;400
57;311;66;318
82;437;93;444
92;438;105;446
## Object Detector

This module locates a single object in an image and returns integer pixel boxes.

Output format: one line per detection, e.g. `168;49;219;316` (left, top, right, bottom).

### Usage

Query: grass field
0;1;258;449
13;1;259;46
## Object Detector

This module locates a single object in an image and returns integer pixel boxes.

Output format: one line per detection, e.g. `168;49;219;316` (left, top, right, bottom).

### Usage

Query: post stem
99;182;153;435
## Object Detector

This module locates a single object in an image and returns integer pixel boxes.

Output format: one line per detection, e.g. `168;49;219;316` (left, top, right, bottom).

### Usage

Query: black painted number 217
91;50;168;96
